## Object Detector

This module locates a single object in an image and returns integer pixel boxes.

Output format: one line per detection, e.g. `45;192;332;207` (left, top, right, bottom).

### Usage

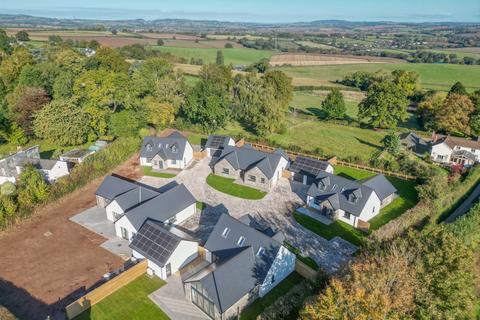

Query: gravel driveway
139;157;353;273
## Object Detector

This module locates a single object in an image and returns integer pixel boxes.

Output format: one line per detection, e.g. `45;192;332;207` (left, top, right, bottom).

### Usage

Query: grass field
277;63;480;91
75;275;168;320
141;166;177;178
148;46;274;65
294;211;365;246
206;174;267;200
291;91;361;119
240;272;304;320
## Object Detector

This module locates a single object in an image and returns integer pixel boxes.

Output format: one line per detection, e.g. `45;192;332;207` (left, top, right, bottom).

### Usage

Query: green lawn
240;272;304;320
368;177;418;230
147;46;274;65
141;166;177;178
283;241;319;271
277;63;480;91
196;201;206;210
293;211;365;246
75;275;169;320
291;92;360;119
334;165;376;180
206;174;267;200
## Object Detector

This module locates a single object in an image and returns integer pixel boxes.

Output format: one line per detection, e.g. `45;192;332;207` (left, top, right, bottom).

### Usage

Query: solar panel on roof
291;156;329;176
130;221;182;267
209;136;227;149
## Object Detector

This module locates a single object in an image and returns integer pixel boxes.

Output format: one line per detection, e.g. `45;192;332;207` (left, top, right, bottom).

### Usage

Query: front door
165;263;171;277
159;161;164;169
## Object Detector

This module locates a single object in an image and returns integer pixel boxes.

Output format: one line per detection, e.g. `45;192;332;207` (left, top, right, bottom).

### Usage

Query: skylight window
221;227;230;238
237;236;246;246
256;247;265;256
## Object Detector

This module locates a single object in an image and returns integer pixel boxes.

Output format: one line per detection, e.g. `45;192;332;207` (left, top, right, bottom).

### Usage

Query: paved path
70;206;132;260
139;157;354;274
149;274;209;320
444;182;480;223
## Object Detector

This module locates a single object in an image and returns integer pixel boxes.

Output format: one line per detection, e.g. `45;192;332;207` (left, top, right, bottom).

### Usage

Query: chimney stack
431;131;438;143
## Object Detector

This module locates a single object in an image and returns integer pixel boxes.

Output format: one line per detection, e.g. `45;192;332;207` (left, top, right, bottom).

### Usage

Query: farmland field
295;41;338;50
149;46;274;65
291;91;362;118
160;39;242;48
276;63;480;91
269;53;399;66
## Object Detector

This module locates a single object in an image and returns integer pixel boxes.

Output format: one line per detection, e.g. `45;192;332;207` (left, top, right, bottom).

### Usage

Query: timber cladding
65;260;148;319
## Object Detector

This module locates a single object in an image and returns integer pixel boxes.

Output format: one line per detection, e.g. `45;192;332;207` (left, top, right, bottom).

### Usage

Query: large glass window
191;282;215;319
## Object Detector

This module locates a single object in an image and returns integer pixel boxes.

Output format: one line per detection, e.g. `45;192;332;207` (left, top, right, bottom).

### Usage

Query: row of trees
418;82;480;136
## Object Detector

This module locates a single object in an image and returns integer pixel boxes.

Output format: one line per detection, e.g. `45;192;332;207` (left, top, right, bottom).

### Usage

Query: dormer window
221;227;230;238
158;143;162;148
146;144;153;152
256;247;265;256
237;236;246;246
172;145;178;153
332;184;337;190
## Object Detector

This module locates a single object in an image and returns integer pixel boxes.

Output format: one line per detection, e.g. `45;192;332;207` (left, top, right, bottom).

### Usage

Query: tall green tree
108;110;146;137
8;86;50;135
15;31;29;41
17;165;49;208
0;47;34;89
391;69;419;97
417;91;446;131
263;70;293;111
449;81;467;96
0;29;12;55
358;80;409;128
88;46;129;73
436;93;474;135
216;50;224;66
33;99;90;146
321;88;346;119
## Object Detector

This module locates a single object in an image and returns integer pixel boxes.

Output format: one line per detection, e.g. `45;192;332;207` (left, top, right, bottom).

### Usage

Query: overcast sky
2;0;479;23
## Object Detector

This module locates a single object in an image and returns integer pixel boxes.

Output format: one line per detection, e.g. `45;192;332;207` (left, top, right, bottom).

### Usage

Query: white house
431;134;480;167
211;144;289;191
289;155;334;185
183;214;295;320
114;183;197;241
0;146;70;184
204;135;235;157
130;219;199;280
306;172;397;227
140;131;193;171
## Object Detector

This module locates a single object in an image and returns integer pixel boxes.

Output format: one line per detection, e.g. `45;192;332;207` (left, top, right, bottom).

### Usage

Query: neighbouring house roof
60;149;94;160
121;184;196;230
205;135;233;150
308;171;396;216
434;135;480;150
0;146;40;178
452;149;477;161
288;156;333;177
95;175;139;202
129;219;194;267
360;174;397;202
140;132;190;161
186;214;283;313
399;132;429;148
213;145;288;179
19;158;66;171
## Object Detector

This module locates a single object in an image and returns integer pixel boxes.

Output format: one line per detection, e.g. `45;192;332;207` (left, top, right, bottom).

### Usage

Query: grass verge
240;272;304;320
294;211;365;246
75;275;168;320
196;201;206;210
206;174;267;200
141;166;177;178
283;241;319;270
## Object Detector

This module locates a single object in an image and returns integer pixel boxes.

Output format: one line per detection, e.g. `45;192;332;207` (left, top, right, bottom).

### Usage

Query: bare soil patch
270;53;400;66
0;155;142;319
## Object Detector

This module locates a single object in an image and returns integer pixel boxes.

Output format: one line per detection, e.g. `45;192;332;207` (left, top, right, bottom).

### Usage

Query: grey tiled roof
307;172;378;216
213;145;288;179
0;146;40;178
19;158;62;171
122;184;196;230
360;174;397;202
95;175;138;202
188;214;283;312
140;132;190;161
114;187;160;211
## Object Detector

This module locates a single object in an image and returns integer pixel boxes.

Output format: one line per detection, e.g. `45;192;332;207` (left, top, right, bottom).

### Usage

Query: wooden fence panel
65;260;148;319
247;142;416;181
295;260;317;279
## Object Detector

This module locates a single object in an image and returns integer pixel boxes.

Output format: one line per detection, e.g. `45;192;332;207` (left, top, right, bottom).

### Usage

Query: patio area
70;206;132;260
